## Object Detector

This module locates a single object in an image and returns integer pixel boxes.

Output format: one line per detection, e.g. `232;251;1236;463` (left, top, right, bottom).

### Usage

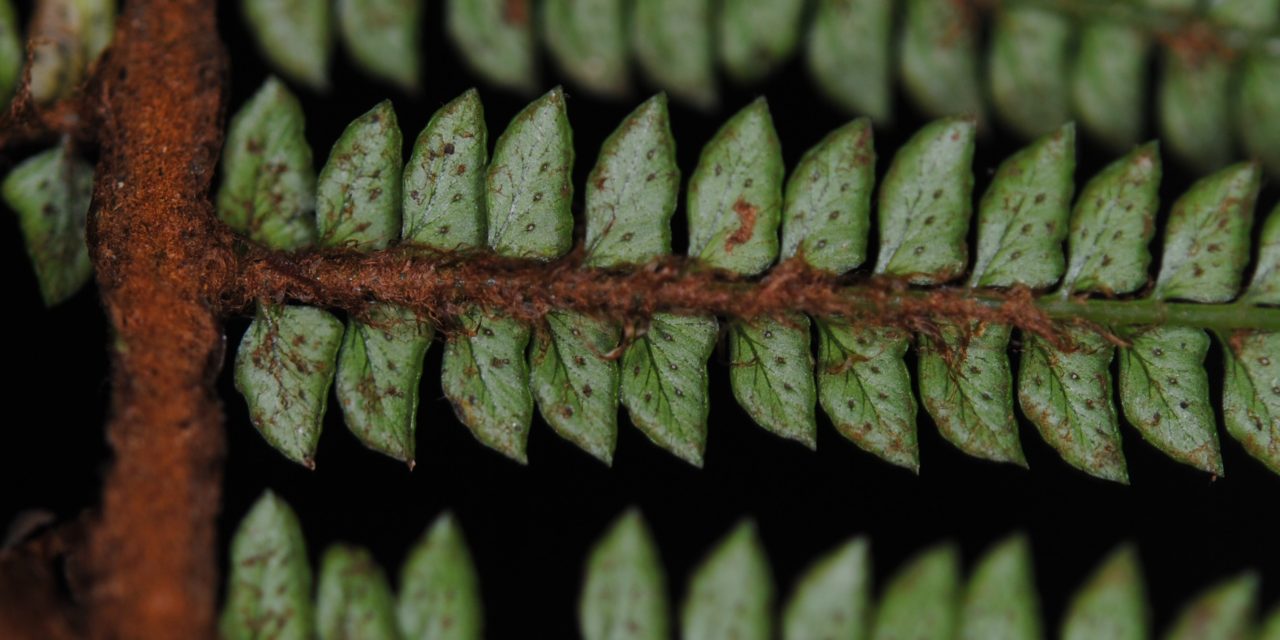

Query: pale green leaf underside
398;514;483;640
1220;331;1280;474
530;311;621;465
1237;50;1280;175
1062;143;1160;296
621;313;718;467
871;545;959;640
900;0;983;122
783;537;872;640
316;545;399;640
988;7;1072;139
1165;574;1258;640
317;100;403;250
805;0;892;122
218;76;317;252
235;304;344;467
1159;49;1233;173
1060;546;1148;640
487;86;574;259
221;492;314;640
717;0;805;84
682;522;773;640
729;314;817;448
0;0;20;109
781;117;875;275
336;0;421;91
1244;205;1280;305
1154;163;1259;302
543;0;628;97
580;510;669;640
1;144;94;306
441;308;533;463
403;89;489;249
242;0;331;90
27;0;114;104
631;0;716;109
959;536;1041;640
1071;22;1147;152
446;0;536;93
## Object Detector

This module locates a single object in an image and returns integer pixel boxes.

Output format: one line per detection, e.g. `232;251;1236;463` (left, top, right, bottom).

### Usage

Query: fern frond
219;492;1280;639
217;82;1280;482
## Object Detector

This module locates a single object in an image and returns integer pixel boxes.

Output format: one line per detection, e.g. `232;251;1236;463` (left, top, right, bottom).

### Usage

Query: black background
2;2;1279;636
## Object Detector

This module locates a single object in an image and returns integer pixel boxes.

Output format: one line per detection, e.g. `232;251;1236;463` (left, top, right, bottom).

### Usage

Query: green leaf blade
317;100;404;250
1159;50;1233;172
316;545;399;640
681;521;773;640
217;77;317;252
403;89;489;250
900;0;983;121
336;0;422;91
580;510;669;640
631;0;716;109
959;535;1041;640
398;513;483;640
1166;573;1259;640
441;308;533;463
871;545;960;640
782;537;872;640
1071;22;1148;152
543;0;629;97
1244;204;1280;305
1237;50;1280;175
1061;546;1148;640
446;0;536;93
620;313;718;466
781;117;875;275
729;314;817;448
221;491;314;640
874;117;975;284
530;311;621;464
1220;331;1280;474
717;0;805;84
487;87;575;260
1154;163;1260;303
805;0;892;122
241;0;331;90
987;7;1072;139
0;0;21;108
235;304;345;467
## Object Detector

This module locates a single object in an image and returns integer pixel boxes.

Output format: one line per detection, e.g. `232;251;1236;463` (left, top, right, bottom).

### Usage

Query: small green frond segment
398;513;484;640
729;314;817;448
1237;50;1280;174
631;0;716;110
1244;205;1280;305
221;492;314;640
987;7;1072;139
584;94;680;269
241;0;332;90
543;0;629;97
781;117;875;275
335;0;422;91
580;510;669;640
959;535;1041;640
717;0;805;84
874;117;975;284
687;98;783;276
805;0;892;122
1;144;95;306
782;537;872;640
871;545;960;640
402;89;489;250
446;0;536;93
681;521;773;640
620;313;718;467
27;0;115;104
1153;163;1260;302
1061;143;1161;296
218;77;317;252
317;100;404;250
529;311;621;465
899;0;983;123
1263;604;1280;640
0;0;22;109
1071;22;1148;152
1159;49;1233;173
316;545;399;640
486;86;574;260
969;124;1075;289
1060;546;1148;640
1220;330;1280;474
1164;573;1259;640
441;308;533;463
235;304;344;468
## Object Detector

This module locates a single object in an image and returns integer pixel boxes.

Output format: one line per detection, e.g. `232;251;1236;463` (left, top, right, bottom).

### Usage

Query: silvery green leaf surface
874;117;975;284
987;7;1072;138
529;311;621;464
620;313;718;467
631;0;716;109
543;0;629;97
316;545;399;640
398;513;483;640
681;521;773;640
217;77;317;251
580;510;669;640
1117;326;1222;475
440;308;533;463
335;305;433;465
816;322;918;472
317;100;404;250
487;87;575;259
1220;330;1280;474
717;0;806;84
1153;163;1259;302
805;0;892;122
1061;546;1148;640
241;0;332;90
235;304;344;467
1244;204;1280;305
220;491;314;640
1071;22;1148;152
729;314;817;448
687;98;783;276
28;0;115;103
919;322;1024;466
781;117;875;275
1237;49;1280;175
1158;49;1233;172
584;94;680;269
782;537;872;640
899;0;983;121
336;0;422;91
959;535;1041;640
1018;329;1127;483
1;144;94;306
1061;143;1160;296
403;89;489;250
969;124;1074;289
871;545;960;640
0;0;21;108
446;0;536;93
1165;574;1259;640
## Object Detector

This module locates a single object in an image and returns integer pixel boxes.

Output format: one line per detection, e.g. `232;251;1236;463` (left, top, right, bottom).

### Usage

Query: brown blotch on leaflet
724;198;757;253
